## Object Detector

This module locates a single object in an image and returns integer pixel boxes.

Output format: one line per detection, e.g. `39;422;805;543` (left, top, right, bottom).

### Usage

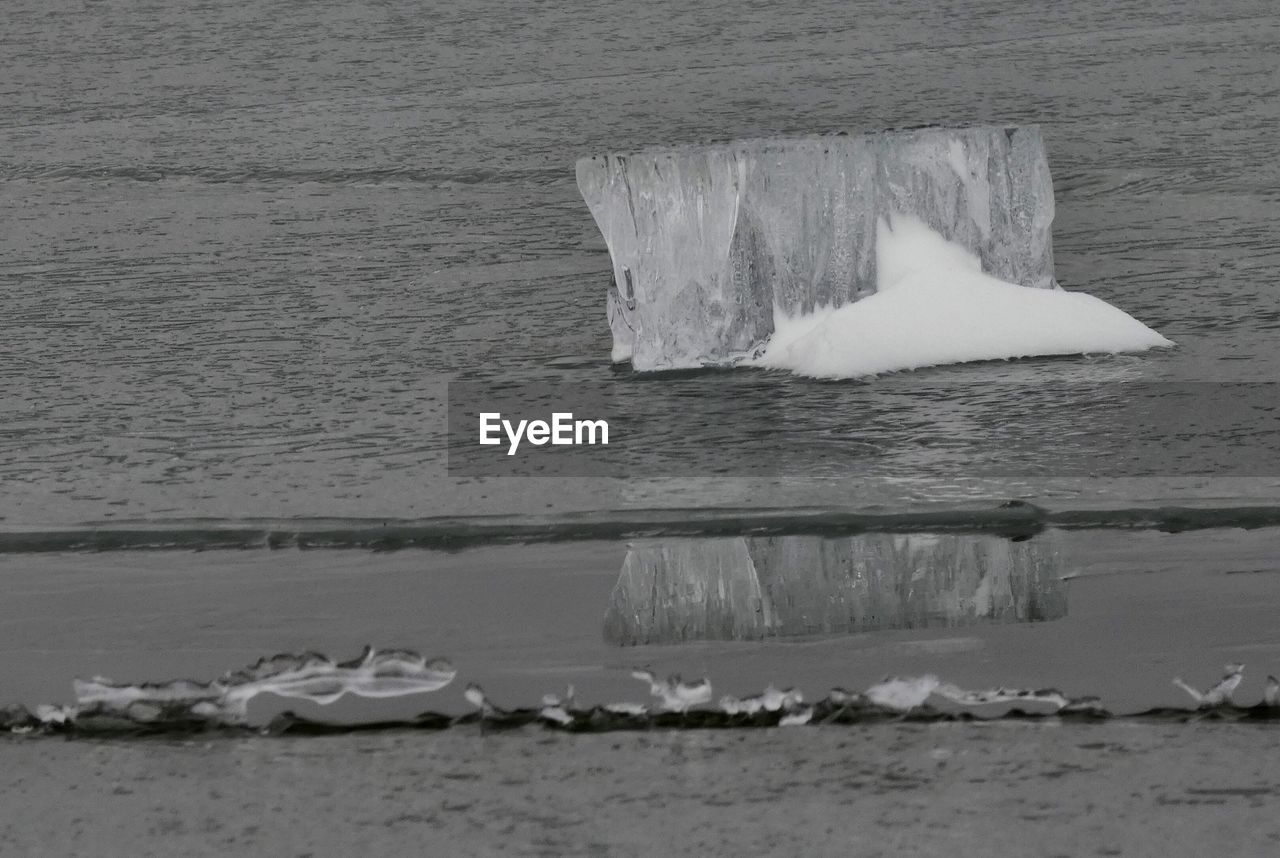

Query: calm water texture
3;0;1279;527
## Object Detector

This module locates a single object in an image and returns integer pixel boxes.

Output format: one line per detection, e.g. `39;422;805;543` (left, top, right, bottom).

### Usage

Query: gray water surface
3;0;1279;526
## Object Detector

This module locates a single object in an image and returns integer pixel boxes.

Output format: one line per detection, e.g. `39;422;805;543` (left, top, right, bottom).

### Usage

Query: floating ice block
603;534;1066;645
577;126;1057;371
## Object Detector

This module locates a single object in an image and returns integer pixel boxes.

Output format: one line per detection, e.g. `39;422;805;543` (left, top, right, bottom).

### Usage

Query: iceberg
577;126;1172;375
603;533;1066;645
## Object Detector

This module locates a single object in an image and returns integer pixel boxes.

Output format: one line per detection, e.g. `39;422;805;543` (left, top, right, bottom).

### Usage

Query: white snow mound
754;214;1173;379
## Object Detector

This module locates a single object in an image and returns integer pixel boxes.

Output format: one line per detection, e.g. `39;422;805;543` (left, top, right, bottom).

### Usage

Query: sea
2;0;1280;716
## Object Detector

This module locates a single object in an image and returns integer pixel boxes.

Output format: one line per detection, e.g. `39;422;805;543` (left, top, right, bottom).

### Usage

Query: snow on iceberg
754;213;1173;378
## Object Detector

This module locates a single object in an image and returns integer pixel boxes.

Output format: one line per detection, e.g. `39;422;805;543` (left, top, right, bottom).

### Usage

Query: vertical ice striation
603;538;773;645
603;533;1066;645
577;126;1056;371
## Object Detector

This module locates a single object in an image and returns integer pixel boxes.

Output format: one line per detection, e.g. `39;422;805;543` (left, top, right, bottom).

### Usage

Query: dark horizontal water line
11;703;1280;740
4;502;1280;553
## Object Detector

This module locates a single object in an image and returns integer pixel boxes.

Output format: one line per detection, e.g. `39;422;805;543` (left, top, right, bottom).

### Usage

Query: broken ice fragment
1172;663;1244;708
631;668;712;712
72;646;455;725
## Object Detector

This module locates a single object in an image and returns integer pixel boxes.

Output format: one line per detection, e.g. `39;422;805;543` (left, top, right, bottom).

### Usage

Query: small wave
5;501;1280;554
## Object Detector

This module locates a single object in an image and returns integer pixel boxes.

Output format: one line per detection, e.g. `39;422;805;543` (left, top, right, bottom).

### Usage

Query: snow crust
753;214;1172;378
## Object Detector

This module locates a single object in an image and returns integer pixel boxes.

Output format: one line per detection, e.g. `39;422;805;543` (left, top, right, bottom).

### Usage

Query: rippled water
3;0;1279;526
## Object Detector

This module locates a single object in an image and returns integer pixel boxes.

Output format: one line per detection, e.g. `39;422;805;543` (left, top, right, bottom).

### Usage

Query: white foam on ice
753;214;1173;379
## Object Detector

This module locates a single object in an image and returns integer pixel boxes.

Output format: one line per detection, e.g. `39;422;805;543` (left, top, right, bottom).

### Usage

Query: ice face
577;126;1058;371
602;533;1066;645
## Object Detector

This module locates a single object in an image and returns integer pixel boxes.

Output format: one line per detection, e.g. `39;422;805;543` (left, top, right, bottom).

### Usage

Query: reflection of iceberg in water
604;534;1066;645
